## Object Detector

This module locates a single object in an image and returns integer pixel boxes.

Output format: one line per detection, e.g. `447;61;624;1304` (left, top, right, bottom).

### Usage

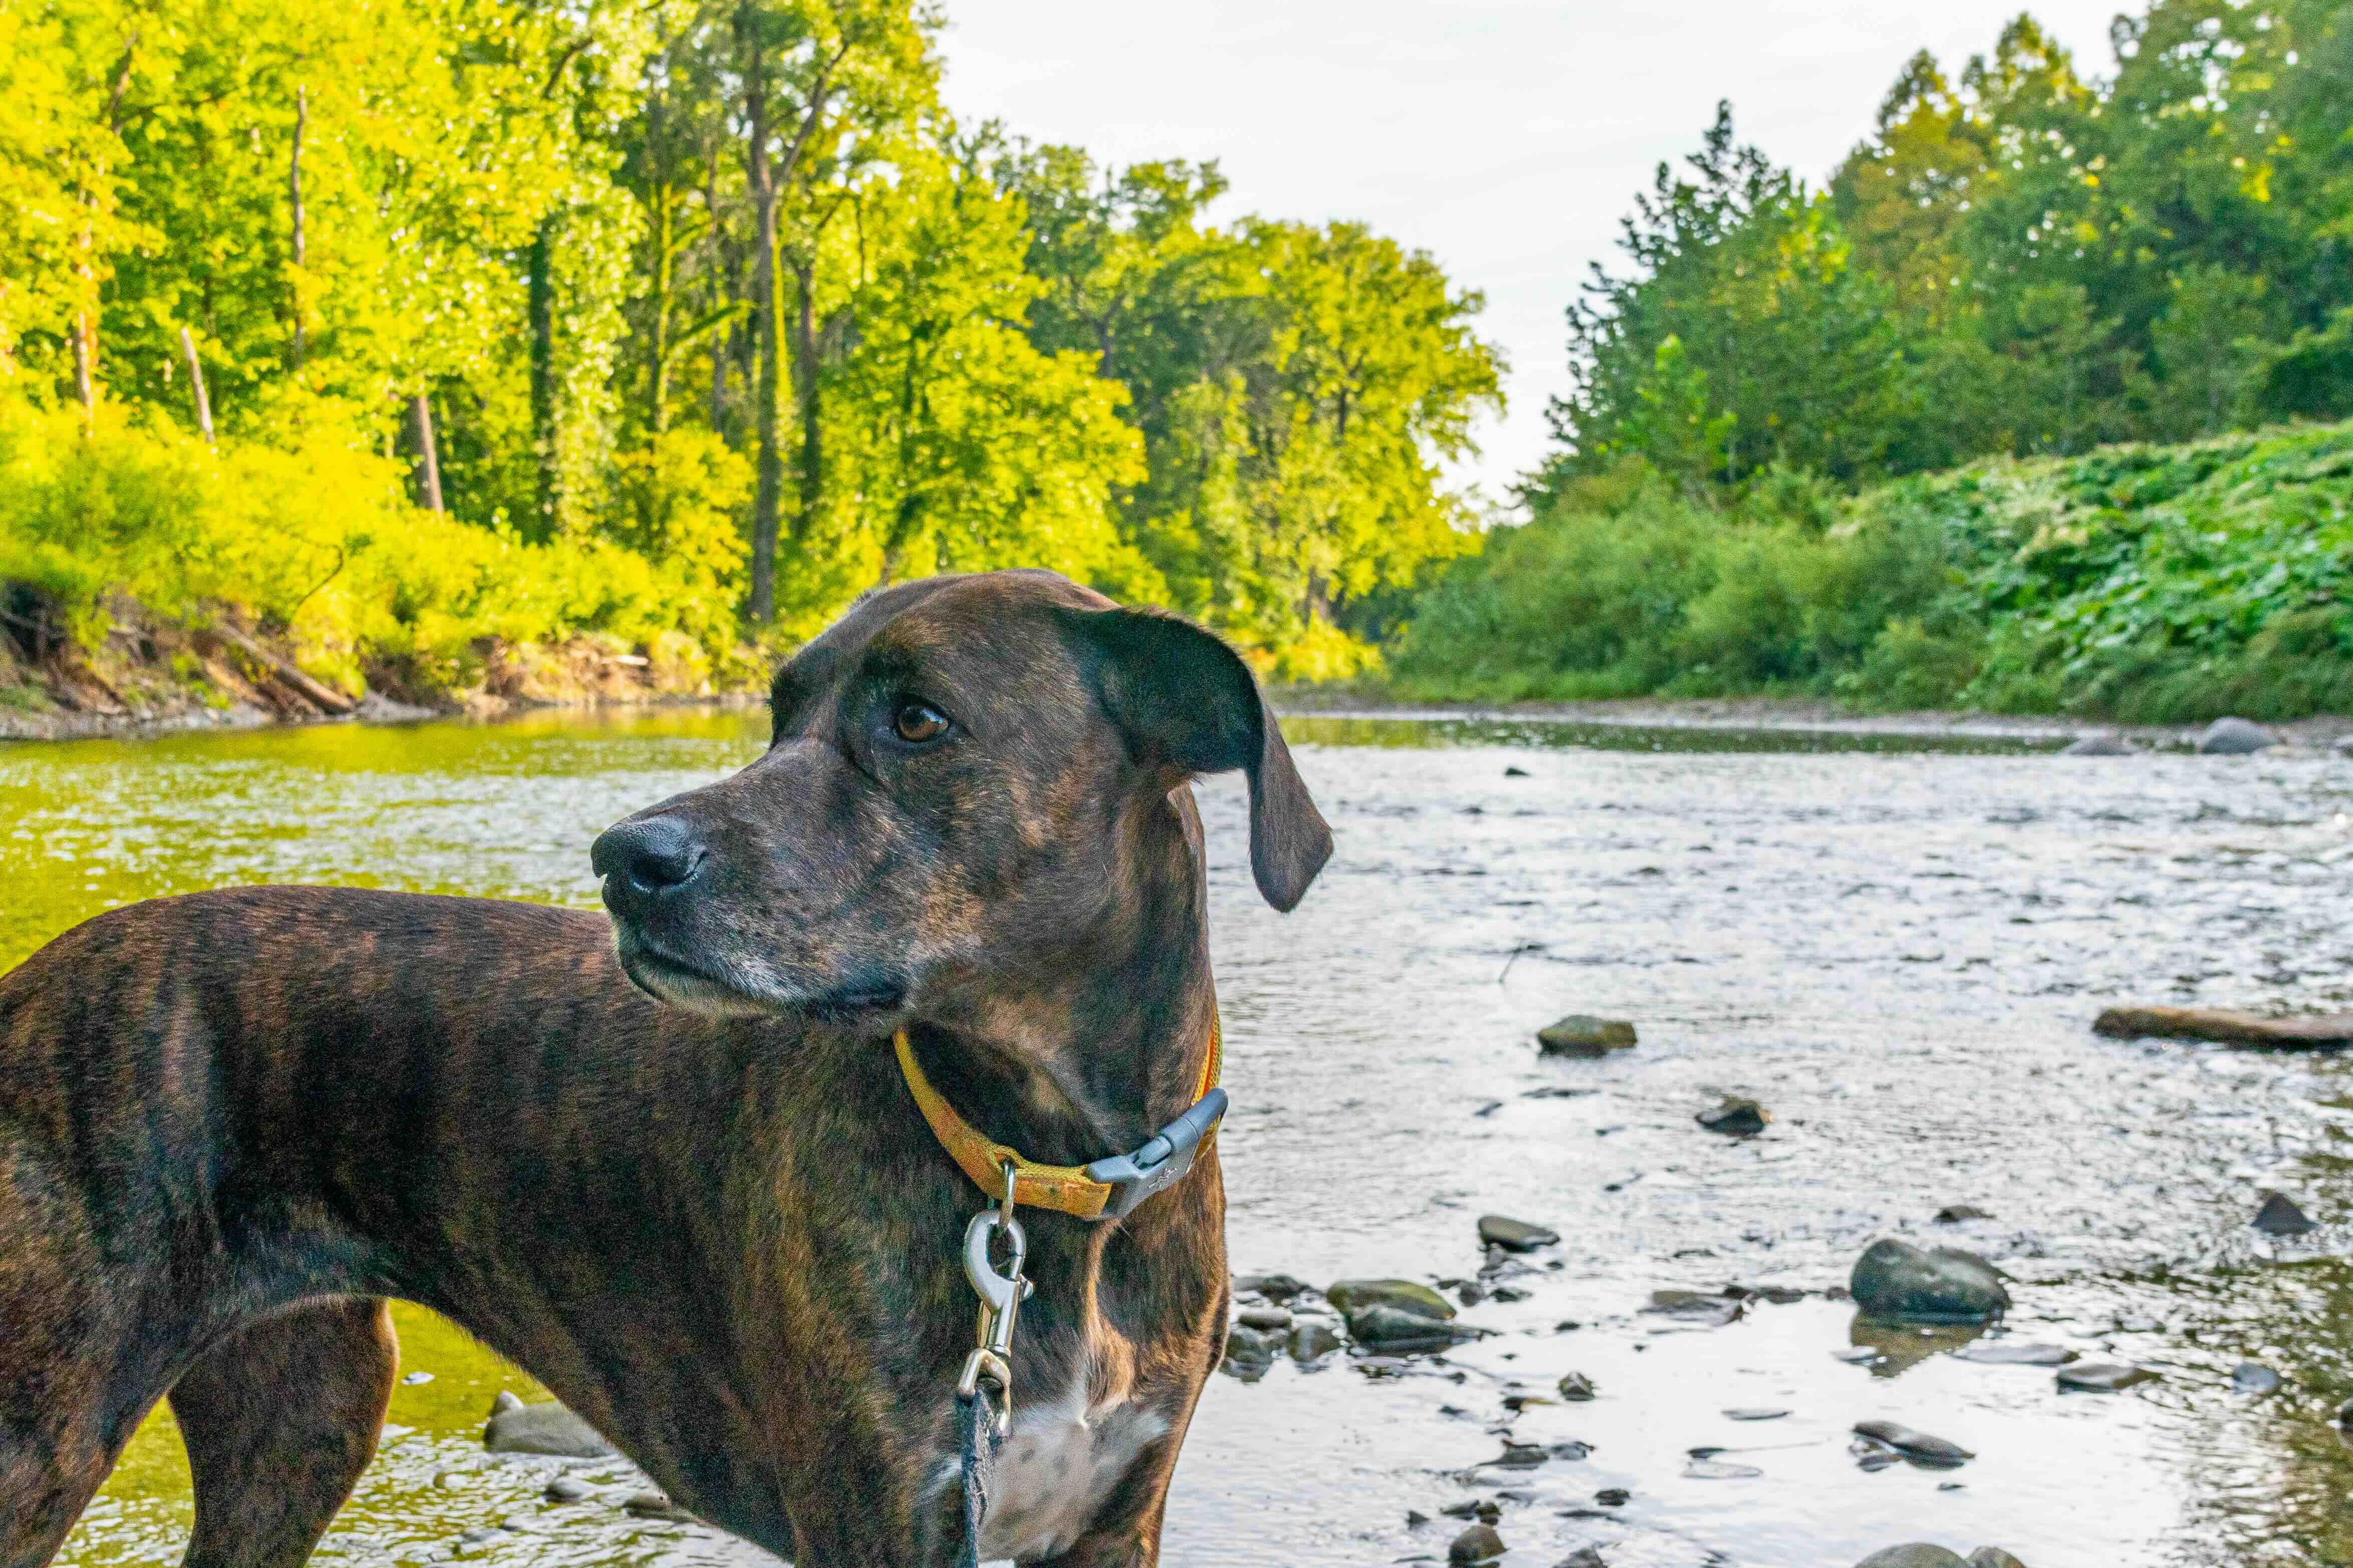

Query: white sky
937;1;2129;510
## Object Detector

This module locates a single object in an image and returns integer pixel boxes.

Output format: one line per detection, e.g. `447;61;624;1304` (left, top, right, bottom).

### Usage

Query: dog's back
0;887;702;1568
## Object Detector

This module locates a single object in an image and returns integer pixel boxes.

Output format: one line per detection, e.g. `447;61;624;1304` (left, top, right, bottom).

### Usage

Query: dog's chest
974;1374;1170;1562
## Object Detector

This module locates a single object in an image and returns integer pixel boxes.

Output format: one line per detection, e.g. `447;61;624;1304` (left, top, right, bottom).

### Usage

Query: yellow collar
893;1016;1224;1221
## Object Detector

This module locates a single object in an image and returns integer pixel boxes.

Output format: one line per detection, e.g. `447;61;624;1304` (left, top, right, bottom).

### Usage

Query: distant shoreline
1268;688;2353;751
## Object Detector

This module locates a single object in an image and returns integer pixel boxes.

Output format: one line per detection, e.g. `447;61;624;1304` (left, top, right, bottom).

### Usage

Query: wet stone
1492;1440;1548;1468
2253;1192;2318;1236
1643;1290;1744;1328
1478;1214;1559;1251
1558;1549;1608;1568
1955;1341;2073;1366
1696;1095;1769;1136
1968;1551;2030;1568
1288;1319;1342;1361
1325;1278;1456;1322
1853;1420;1973;1466
1594;1487;1631;1507
1855;1549;1970;1568
1348;1304;1464;1351
1849;1239;2010;1323
1224;1325;1277;1365
1724;1407;1790;1421
2063;732;2134;756
1440;1499;1499;1522
2056;1362;2159;1392
622;1492;694;1522
1684;1456;1762;1479
1236;1305;1293;1331
1234;1272;1308;1302
2232;1361;2282;1396
544;1476;592;1503
2198;716;2276;754
1933;1205;1992;1224
1537;1015;1638;1057
1448;1523;1507;1565
1504;765;1531;777
483;1393;615;1459
1557;1371;1598;1401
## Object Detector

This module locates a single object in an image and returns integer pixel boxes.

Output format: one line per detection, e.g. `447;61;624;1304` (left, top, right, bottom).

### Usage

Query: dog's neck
903;787;1218;1169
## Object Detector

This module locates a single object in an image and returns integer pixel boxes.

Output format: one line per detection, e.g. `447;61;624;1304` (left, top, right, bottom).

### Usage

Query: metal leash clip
956;1159;1032;1436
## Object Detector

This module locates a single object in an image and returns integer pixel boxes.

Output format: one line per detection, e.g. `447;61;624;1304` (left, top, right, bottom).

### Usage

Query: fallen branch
205;621;356;715
2093;1005;2353;1048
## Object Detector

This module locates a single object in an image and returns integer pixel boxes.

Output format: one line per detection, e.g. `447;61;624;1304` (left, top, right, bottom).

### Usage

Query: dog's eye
891;701;951;745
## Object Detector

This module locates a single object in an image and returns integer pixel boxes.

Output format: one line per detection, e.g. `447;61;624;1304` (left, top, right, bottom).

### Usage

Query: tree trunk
528;216;558;537
289;86;306;368
179;328;214;444
649;184;674;436
789;251;822;543
69;318;95;416
738;5;780;625
408;393;445;513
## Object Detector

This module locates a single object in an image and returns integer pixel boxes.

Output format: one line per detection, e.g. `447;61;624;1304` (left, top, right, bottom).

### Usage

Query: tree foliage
0;0;1502;687
1537;1;2353;500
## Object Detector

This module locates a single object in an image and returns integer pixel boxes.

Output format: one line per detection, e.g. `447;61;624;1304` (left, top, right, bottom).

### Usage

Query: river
5;709;2351;1568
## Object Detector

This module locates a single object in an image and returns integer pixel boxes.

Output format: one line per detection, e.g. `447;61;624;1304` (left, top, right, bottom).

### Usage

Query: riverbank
0;597;760;742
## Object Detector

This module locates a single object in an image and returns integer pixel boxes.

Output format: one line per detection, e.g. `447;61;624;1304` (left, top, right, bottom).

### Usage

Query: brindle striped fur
0;570;1330;1568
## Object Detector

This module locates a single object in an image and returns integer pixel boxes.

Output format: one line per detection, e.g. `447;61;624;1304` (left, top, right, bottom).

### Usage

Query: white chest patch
970;1374;1170;1563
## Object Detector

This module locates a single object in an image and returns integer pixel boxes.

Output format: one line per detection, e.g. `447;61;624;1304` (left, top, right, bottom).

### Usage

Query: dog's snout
592;816;707;902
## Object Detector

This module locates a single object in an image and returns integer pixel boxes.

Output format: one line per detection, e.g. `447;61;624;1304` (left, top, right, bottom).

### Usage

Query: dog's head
590;569;1330;1020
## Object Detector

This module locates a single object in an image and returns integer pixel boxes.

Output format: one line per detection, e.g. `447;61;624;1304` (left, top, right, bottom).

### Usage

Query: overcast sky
936;1;2130;509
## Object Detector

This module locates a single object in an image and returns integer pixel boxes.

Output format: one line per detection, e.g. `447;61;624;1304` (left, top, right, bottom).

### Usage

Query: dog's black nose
592;816;707;900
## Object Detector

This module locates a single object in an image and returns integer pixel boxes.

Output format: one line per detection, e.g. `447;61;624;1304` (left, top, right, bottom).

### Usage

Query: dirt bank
0;593;756;742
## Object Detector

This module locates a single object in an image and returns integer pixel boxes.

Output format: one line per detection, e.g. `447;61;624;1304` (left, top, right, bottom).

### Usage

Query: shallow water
6;709;2352;1568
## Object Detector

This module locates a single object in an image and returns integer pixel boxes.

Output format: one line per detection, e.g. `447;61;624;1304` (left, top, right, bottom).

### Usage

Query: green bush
0;392;751;695
1393;421;2353;722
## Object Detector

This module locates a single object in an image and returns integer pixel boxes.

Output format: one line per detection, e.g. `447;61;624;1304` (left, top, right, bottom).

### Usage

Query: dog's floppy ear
1071;607;1332;911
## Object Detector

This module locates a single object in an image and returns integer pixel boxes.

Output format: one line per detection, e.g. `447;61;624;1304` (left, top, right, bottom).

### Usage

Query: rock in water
2232;1361;2282;1396
1447;1522;1506;1564
1855;1550;1970;1568
1724;1407;1790;1421
483;1393;615;1459
2253;1192;2319;1235
1538;1015;1637;1057
1849;1239;2010;1323
1234;1271;1309;1302
1967;1551;2030;1568
622;1493;694;1522
2093;1006;2353;1047
1236;1305;1292;1331
2198;717;2276;754
1478;1215;1559;1251
1287;1319;1342;1362
2062;732;2134;756
1642;1290;1745;1328
1557;1371;1597;1401
1933;1205;1992;1224
1504;765;1531;778
2056;1362;2158;1392
1225;1325;1277;1365
1325;1278;1456;1322
1955;1341;2073;1367
1558;1550;1607;1568
1696;1096;1770;1136
1853;1420;1973;1466
1349;1304;1464;1351
544;1476;592;1503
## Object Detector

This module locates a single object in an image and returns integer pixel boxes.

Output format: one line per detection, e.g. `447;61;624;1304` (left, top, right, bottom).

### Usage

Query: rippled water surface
7;709;2353;1568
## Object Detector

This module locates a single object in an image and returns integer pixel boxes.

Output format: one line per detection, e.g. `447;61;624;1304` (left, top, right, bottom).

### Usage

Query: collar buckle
1080;1086;1229;1222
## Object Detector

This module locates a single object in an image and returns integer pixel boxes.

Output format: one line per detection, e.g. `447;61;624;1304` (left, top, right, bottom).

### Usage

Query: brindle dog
0;569;1330;1568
